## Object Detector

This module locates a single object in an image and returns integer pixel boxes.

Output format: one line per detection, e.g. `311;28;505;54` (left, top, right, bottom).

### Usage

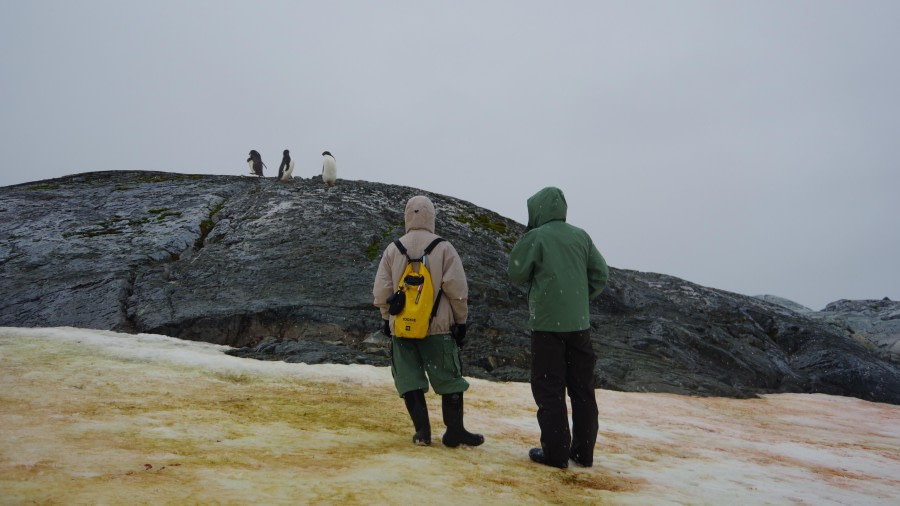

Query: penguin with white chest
247;150;265;177
278;149;295;181
321;151;337;186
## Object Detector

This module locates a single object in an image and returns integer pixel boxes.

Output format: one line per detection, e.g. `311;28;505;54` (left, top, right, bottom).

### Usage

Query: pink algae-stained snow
1;327;898;505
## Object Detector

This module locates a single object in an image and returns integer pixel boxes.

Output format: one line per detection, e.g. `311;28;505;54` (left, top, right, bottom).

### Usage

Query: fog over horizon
2;1;898;310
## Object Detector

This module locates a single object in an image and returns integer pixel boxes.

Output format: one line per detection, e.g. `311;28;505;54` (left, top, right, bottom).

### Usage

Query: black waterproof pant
530;329;599;466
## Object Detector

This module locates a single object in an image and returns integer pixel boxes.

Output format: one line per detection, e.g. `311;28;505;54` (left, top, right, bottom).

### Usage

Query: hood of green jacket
526;187;568;230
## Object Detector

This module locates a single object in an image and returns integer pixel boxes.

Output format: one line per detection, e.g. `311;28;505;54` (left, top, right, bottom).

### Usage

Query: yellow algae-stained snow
1;327;899;505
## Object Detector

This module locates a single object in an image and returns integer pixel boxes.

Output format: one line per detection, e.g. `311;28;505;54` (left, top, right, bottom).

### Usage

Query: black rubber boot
569;451;593;468
441;392;484;448
529;447;568;469
402;389;431;446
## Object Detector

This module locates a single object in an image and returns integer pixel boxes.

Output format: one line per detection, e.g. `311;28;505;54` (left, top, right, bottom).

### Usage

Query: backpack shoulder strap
424;237;445;255
393;239;410;261
430;290;444;321
394;238;444;261
425;238;446;321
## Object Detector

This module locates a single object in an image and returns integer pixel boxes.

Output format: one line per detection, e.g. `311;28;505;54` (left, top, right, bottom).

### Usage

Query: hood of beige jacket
404;195;435;233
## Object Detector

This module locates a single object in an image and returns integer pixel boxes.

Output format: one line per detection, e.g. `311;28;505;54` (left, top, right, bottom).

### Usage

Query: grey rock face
753;294;814;314
2;171;899;404
820;299;900;364
759;295;900;365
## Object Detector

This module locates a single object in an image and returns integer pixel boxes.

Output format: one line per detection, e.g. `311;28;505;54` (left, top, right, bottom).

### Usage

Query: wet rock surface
758;295;900;365
2;171;898;404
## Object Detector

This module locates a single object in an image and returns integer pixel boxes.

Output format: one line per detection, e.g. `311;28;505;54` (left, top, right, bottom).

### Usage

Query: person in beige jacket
373;195;484;448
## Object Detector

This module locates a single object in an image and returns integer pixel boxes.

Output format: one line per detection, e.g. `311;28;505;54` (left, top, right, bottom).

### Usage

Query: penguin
278;149;295;181
246;150;265;177
321;150;337;186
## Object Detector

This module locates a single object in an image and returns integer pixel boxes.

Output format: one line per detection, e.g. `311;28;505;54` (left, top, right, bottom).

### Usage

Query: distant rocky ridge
2;171;899;404
756;295;900;364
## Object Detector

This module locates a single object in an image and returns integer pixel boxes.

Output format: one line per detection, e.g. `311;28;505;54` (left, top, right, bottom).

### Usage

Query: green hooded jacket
507;187;609;332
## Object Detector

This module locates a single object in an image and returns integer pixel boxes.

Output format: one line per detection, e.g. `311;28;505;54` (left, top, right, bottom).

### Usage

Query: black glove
450;323;467;348
382;319;391;337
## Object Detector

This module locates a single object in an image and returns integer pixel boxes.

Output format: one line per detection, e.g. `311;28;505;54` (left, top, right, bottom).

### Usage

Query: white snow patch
1;326;898;505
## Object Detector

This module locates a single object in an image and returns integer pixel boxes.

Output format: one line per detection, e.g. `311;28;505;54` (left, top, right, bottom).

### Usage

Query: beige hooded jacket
373;196;468;336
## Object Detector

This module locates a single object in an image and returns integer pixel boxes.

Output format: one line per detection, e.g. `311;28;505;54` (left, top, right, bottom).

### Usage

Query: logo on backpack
387;238;444;339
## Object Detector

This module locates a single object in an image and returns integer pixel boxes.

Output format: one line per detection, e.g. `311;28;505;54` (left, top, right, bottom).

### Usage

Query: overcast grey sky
2;0;898;310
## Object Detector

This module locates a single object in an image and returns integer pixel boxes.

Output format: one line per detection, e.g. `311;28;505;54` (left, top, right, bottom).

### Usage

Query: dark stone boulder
2;171;898;404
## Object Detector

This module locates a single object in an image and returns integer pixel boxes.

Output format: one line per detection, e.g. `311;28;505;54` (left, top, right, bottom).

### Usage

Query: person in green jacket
507;186;609;469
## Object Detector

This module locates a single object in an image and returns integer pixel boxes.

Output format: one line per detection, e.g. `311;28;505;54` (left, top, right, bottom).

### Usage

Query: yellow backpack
390;238;445;339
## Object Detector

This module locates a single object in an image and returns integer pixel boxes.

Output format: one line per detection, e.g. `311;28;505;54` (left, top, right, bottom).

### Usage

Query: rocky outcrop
754;294;815;314
2;171;899;404
758;295;900;365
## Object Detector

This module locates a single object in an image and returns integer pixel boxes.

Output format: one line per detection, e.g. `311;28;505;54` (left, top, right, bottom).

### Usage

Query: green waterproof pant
391;334;469;397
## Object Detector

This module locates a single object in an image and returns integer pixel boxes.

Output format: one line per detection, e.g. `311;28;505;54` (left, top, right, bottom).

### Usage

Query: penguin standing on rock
321;151;337;186
247;150;265;177
278;149;295;181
